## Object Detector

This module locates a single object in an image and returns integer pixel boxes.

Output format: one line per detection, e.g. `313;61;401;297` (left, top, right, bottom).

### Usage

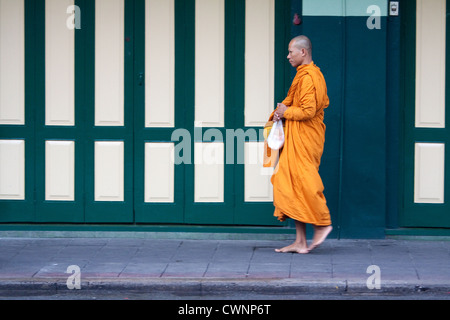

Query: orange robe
271;62;331;226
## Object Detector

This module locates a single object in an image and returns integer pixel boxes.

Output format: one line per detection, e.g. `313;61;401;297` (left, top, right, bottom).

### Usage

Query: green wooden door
83;0;134;223
0;0;36;222
133;0;185;223
402;0;450;228
134;0;291;226
32;0;135;223
1;0;291;226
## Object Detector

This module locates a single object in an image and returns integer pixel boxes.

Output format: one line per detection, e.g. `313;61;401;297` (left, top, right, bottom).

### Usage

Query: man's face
287;41;305;68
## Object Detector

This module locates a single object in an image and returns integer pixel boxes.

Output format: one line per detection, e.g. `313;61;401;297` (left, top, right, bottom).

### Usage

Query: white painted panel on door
416;0;446;128
145;0;175;128
45;141;75;201
245;0;274;127
145;143;174;203
0;0;25;125
194;142;224;202
95;0;124;126
45;0;75;126
414;143;445;203
0;140;25;200
244;142;273;202
195;0;225;127
95;141;124;201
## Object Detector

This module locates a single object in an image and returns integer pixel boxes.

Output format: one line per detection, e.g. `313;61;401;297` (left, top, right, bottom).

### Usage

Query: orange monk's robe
271;62;331;226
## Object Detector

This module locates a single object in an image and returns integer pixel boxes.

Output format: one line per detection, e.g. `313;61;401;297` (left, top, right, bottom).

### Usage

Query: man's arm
282;74;317;121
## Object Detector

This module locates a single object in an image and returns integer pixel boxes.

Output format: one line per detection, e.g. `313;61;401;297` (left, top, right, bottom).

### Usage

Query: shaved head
291;35;312;56
287;35;313;67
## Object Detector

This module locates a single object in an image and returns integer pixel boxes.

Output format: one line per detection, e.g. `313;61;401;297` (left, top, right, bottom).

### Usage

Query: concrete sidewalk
0;236;449;298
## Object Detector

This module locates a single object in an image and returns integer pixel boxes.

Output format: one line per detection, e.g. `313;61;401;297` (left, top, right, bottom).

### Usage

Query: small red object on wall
293;13;301;25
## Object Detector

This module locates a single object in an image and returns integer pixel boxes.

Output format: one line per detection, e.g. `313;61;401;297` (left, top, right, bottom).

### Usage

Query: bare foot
308;225;333;251
275;242;309;254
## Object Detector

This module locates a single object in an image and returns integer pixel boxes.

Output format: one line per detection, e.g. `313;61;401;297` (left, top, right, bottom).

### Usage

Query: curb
1;278;449;297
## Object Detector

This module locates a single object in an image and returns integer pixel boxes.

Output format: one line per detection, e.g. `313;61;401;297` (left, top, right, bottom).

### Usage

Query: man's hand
273;103;288;122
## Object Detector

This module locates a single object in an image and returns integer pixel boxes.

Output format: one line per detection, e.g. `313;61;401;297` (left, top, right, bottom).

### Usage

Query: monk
270;36;332;254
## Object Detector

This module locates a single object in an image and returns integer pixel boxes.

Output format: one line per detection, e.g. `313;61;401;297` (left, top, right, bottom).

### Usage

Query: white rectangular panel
416;0;446;128
145;0;175;128
95;141;124;201
194;142;224;202
245;0;274;127
0;0;25;125
145;143;174;202
195;0;224;127
95;0;124;126
414;143;445;203
244;142;273;202
45;141;75;201
45;0;75;126
0;140;25;200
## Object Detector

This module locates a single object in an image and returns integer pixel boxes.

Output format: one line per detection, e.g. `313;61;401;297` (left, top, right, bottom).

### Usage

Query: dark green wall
292;9;391;238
